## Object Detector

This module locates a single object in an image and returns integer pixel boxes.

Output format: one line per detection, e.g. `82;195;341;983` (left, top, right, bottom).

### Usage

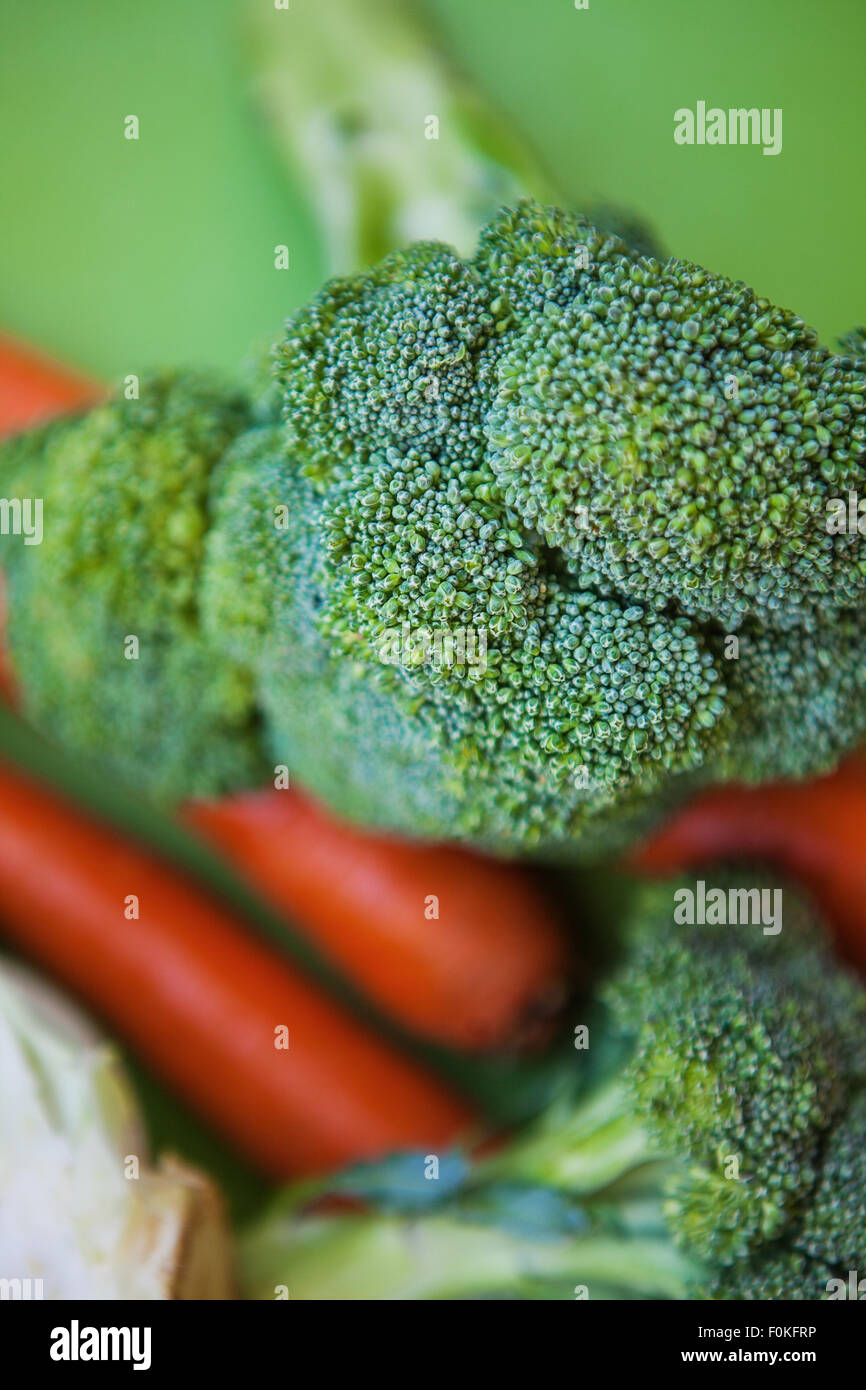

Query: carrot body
630;755;866;975
0;334;102;438
0;761;472;1178
184;788;569;1051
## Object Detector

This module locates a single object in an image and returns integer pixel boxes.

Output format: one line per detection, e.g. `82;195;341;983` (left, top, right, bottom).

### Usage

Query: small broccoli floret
608;875;853;1266
723;613;866;782
592;873;866;1294
485;240;866;629
0;372;267;802
279;243;498;475
795;1093;866;1272
240;870;866;1300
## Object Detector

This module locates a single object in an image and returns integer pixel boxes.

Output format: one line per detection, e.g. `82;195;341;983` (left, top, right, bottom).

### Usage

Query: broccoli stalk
242;0;662;276
241;1207;693;1302
242;0;561;273
239;871;866;1301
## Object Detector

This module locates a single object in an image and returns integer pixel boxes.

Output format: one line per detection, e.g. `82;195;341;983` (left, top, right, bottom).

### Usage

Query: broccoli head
209;200;866;855
0;372;267;802
3;203;866;849
239;870;866;1300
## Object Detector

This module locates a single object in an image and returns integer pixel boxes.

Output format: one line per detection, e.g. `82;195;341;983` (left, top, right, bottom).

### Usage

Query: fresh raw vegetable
0;372;267;802
240;869;866;1300
185;785;569;1051
0;960;233;1298
0;335;98;704
208;201;866;856
0;760;473;1179
630;755;866;975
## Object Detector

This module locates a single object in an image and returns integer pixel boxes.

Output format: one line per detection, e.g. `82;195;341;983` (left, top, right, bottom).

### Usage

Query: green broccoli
208;199;866;855
4;203;866;847
238;869;866;1301
0;372;267;802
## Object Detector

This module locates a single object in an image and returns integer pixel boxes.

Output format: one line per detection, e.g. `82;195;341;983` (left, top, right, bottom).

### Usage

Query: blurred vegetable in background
0;760;474;1178
241;866;866;1301
186;787;570;1052
243;0;559;272
0;961;233;1298
0;336;102;439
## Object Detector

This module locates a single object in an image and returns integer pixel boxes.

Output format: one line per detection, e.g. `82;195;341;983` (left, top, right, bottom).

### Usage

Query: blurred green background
1;0;863;381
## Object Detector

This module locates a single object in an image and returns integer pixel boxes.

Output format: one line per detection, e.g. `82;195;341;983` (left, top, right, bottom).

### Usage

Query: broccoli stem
242;0;560;272
239;1211;692;1301
239;1074;695;1300
478;1074;658;1194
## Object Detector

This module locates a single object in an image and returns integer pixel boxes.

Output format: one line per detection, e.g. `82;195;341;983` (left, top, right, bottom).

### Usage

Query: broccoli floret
0;372;267;802
212;199;866;855
795;1093;866;1272
606;882;851;1266
239;870;866;1300
723;613;866;781
483;211;866;629
203;427;733;851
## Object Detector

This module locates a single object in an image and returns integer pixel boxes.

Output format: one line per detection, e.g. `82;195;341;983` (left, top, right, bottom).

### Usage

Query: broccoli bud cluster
248;200;866;853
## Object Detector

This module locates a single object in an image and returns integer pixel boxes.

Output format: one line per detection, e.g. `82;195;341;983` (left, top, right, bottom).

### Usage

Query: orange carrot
0;333;102;438
0;760;472;1178
185;787;569;1051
